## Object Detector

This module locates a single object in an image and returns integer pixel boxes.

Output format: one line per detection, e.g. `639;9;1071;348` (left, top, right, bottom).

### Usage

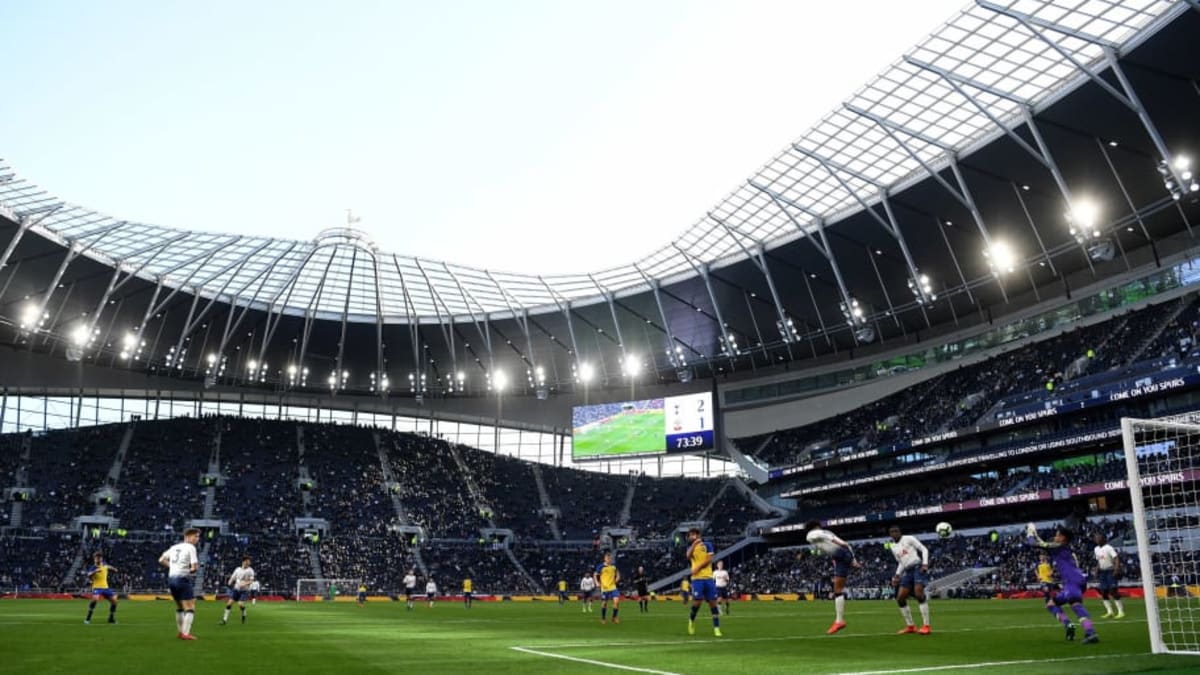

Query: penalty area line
834;653;1129;675
511;646;683;675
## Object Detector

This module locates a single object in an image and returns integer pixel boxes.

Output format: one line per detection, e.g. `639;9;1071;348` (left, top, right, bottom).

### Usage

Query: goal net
1121;415;1200;655
295;578;363;602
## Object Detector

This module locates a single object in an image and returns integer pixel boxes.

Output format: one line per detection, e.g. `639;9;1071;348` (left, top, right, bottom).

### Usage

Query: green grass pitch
5;598;1200;674
574;410;665;458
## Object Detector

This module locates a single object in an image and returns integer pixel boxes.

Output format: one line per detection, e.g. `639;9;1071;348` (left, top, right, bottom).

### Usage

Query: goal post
1120;415;1200;656
295;578;363;602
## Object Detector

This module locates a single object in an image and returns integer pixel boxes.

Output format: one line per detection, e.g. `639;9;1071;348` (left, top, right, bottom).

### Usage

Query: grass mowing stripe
511;646;684;674
834;654;1120;675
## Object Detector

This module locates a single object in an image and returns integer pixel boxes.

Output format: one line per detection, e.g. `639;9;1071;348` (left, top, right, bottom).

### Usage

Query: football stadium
3;1;1200;673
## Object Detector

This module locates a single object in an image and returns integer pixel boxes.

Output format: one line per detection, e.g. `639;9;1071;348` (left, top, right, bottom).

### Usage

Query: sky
0;0;966;274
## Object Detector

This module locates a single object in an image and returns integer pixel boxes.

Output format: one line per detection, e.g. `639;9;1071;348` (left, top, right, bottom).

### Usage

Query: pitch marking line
511;646;683;675
834;654;1126;674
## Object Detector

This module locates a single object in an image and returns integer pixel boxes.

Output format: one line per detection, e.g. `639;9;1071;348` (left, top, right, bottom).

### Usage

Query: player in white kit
580;572;597;613
713;560;731;615
159;527;201;640
1092;532;1125;619
888;525;931;634
426;578;438;608
403;569;418;611
221;556;256;625
805;521;860;634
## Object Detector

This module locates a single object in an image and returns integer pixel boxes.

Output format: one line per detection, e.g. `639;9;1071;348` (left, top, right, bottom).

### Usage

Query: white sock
182;611;195;635
1115;599;1124;613
223;608;231;621
175;611;183;632
918;601;930;626
835;595;845;622
1102;599;1113;614
900;605;914;626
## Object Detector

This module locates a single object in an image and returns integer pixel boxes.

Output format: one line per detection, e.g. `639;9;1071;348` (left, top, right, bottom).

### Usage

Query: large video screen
571;391;715;460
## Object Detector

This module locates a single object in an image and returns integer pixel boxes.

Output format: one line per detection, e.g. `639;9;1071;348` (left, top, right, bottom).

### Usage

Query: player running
221;556;255;625
713;560;731;615
595;551;621;624
580;571;596;613
805;520;860;635
83;552;119;625
159;527;201;640
634;566;650;613
1093;532;1125;619
686;528;722;637
463;577;473;609
403;569;418;610
1028;524;1099;644
888;525;931;634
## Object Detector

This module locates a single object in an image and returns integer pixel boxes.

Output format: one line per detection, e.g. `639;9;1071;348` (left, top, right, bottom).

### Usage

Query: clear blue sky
1;0;963;273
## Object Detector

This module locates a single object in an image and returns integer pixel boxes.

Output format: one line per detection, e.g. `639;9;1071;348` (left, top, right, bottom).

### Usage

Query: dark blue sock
86;601;96;620
612;608;619;619
601;606;607;620
689;605;699;621
711;605;720;628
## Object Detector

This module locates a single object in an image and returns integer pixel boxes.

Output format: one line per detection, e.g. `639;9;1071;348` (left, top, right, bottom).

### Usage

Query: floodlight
622;354;641;378
493;370;508;392
984;240;1017;275
577;362;595;384
71;324;91;347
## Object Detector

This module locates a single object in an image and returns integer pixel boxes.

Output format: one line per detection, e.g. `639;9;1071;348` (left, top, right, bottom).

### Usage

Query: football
936;521;953;538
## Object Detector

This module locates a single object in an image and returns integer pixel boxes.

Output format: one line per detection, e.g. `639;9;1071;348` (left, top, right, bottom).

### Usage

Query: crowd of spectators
0;531;79;591
304;424;394;535
115;419;211;530
316;534;417;592
217;418;299;535
22;425;126;527
704;484;774;535
629;476;718;539
464;446;555;540
739;298;1194;467
538;464;628;539
382;430;486;539
421;542;538;594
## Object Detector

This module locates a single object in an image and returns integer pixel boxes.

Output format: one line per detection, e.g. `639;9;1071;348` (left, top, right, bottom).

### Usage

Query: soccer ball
935;522;953;538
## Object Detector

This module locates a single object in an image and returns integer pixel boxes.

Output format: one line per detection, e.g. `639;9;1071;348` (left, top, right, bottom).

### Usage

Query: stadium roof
0;0;1184;325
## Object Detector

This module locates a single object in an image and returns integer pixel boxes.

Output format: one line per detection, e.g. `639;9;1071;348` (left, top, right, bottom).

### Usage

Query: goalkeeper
1026;524;1099;645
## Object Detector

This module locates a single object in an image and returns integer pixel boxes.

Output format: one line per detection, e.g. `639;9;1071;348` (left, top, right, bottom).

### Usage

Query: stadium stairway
926;566;998;598
371;432;428;576
1000;475;1033;498
728;477;784;517
618;472;639;527
725;435;770;484
529;463;563;541
646;535;764;594
697;481;731;523
1123;296;1193;366
296;426;315;517
7;433;34;528
202;427;220;520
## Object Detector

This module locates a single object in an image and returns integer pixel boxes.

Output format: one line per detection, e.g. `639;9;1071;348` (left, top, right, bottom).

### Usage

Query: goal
295;578;363;602
1120;415;1200;655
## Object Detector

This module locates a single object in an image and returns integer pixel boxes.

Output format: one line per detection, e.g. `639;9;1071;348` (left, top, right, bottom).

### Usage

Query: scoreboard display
571;391;716;460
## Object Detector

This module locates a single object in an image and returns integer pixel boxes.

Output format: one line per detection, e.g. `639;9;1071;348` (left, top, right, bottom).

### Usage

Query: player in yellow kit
463;577;474;609
686;528;721;637
595;551;621;624
84;552;119;624
681;577;691;605
1037;552;1057;604
557;578;568;605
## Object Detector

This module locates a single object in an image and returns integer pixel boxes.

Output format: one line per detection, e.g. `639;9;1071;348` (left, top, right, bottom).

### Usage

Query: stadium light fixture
1066;198;1102;243
247;359;258;373
19;302;47;331
70;324;91;347
984;240;1017;276
493;370;508;392
1159;155;1199;200
776;316;799;343
577;361;595;384
907;273;937;305
839;298;866;327
622;354;641;378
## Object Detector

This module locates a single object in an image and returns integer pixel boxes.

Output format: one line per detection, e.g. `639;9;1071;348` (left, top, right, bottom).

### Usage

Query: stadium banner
781;427;1122;497
571;391;715;460
768;367;1200;481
